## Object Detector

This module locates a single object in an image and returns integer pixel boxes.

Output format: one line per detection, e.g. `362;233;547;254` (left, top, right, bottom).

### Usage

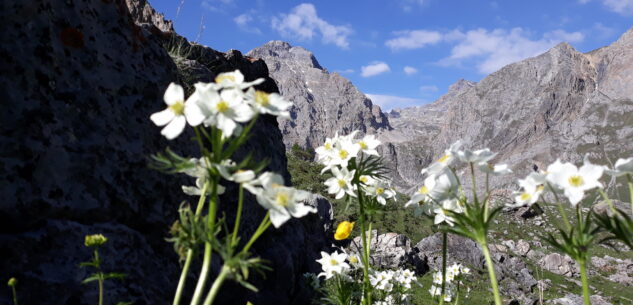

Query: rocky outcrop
348;231;427;273
0;1;330;304
548;294;613;305
379;28;633;192
247;41;391;149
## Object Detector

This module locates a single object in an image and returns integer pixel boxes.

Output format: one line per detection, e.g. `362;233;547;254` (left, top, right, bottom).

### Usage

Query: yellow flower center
276;192;290;207
437;154;450;164
537;185;545;192
418;185;429;194
568;175;584;187
520;193;531;201
216;100;229;113
359;141;367;149
376;187;385;195
324;142;332;150
255;90;270;106
271;183;282;188
169;101;185;115
349;256;359;264
338;179;347;187
330;259;339;266
338;149;349;159
215;75;236;83
359;176;368;183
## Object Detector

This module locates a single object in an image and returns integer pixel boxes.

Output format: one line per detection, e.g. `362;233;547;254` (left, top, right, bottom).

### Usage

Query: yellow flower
84;234;108;247
334;221;355;240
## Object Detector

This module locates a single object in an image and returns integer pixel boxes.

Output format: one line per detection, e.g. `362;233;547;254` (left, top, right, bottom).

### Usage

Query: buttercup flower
546;158;605;205
334;221;355;240
316;251;350;279
606;157;633;177
324;167;356;199
7;278;17;287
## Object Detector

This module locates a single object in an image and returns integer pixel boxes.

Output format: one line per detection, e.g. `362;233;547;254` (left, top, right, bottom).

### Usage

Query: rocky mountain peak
251;40;323;70
448;79;476;93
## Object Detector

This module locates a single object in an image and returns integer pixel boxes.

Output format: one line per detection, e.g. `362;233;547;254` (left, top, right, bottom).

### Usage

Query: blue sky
149;0;632;111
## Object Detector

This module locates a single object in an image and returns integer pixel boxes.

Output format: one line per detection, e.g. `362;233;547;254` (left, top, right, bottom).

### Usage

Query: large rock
378;28;633;191
0;1;331;304
538;253;579;277
548;293;613;305
348;231;427;273
247;41;391;150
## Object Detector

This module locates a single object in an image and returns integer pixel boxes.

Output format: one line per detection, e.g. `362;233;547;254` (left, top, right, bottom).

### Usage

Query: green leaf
81;273;102;284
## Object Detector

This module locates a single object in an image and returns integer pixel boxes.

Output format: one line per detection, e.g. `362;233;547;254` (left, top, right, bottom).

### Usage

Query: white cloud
365;94;426;111
271;3;353;49
580;0;633;15
420;85;438;92
403;66;418;75
234;12;262;34
442;28;585;74
400;0;429;12
335;69;354;74
385;30;442;51
361;62;391;77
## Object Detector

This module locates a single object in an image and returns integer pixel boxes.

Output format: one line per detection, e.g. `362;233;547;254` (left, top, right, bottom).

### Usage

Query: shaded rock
539;253;579;277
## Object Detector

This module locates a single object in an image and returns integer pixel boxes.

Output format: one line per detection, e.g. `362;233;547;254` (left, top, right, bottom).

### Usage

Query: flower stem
547;183;572;231
597;188;616;215
93;249;104;305
469;162;479;206
241;212;271;254
190;243;212;305
439;231;448;305
579;259;591;305
173;250;194;305
11;285;17;305
202;265;230;305
98;276;104;305
627;174;633;214
173;181;210;305
357;192;371;305
481;241;502;305
231;184;244;247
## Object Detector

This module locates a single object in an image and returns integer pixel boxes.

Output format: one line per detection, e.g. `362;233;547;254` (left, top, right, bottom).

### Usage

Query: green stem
627;174;633;215
484;172;491;220
579;260;591;305
469;162;479;206
357;192;371;305
241;213;272;254
202;265;230;305
190;243;212;305
547;183;572;231
440;231;448;305
597;189;616;215
231;184;244;247
11;286;17;305
98;276;104;305
173;181;209;305
481;242;502;305
173;250;194;305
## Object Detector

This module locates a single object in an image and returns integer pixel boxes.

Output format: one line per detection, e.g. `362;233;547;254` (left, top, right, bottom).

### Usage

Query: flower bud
7;277;17;287
334;221;355;240
84;234;108;247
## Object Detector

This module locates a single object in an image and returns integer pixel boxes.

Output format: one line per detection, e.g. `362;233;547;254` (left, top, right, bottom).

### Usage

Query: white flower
328;136;361;171
606;157;633;177
214;159;256;183
181;158;226;196
405;175;436;208
213;70;265;90
196;85;254;138
324;167;356;199
358;175;376;186
460;265;470;274
422;141;462;176
509;172;545;208
477;162;512;175
245;87;292;118
315;135;337;163
250;172;316;228
428;170;459;201
150;83;202;139
356;134;381;156
457;148;496;163
429;285;441;296
316;251;349;279
347;254;363;269
365;179;396;205
546;158;605;205
433;199;462;226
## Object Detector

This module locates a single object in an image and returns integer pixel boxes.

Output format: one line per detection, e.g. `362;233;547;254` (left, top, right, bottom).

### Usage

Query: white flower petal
150;108;175;126
161;115;187;140
269;208;291;228
164;83;184;105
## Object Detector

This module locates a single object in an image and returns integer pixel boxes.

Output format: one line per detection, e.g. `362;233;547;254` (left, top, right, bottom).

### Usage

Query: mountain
247;41;391;149
379;28;633;192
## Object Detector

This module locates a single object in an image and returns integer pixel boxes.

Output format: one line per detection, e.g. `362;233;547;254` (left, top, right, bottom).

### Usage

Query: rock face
379;28;633;192
0;1;330;305
247;41;391;149
348;231;427;273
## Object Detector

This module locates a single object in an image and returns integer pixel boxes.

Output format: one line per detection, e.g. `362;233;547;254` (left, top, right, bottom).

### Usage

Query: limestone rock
539;253;579;277
247;41;391;150
348;231;427;273
548;293;613;305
